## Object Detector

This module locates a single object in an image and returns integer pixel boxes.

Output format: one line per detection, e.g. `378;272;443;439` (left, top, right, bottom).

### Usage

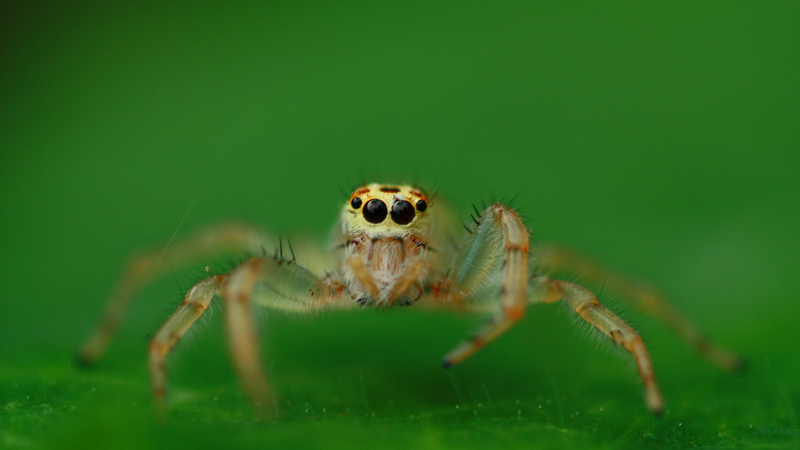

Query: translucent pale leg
148;275;222;419
440;204;530;367
529;276;664;414
78;223;271;365
146;253;342;419
533;244;744;372
217;256;344;418
219;259;276;418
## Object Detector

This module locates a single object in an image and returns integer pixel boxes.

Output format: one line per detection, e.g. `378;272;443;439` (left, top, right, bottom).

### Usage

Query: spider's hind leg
530;276;664;414
77;222;271;366
533;244;744;372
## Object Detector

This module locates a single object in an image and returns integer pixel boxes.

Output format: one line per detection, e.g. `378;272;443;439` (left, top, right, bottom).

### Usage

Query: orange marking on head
341;184;434;240
410;189;426;200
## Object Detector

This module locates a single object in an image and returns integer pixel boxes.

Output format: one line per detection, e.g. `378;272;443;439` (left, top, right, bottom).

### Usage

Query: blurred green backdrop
1;1;798;448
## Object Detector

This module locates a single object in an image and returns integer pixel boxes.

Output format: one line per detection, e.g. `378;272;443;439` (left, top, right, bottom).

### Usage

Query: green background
2;2;798;448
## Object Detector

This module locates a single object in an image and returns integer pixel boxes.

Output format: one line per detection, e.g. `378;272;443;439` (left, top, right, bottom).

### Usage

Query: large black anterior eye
363;199;388;223
391;200;416;225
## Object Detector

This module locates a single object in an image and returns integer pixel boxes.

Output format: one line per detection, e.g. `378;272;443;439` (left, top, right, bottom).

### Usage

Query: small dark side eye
416;200;427;212
351;197;363;209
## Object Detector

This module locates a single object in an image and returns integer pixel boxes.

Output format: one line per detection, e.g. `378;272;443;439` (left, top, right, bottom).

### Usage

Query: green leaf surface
2;1;798;448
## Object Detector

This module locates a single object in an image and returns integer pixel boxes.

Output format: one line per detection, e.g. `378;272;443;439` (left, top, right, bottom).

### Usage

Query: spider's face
342;184;431;239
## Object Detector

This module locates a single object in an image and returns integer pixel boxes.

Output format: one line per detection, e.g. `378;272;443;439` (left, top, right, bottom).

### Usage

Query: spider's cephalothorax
340;184;432;307
78;182;743;420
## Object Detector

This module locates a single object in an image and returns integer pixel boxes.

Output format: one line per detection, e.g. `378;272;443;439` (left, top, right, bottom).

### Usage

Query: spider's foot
728;354;748;373
650;404;664;417
153;396;169;424
252;400;279;421
710;348;748;373
645;384;665;416
74;350;97;368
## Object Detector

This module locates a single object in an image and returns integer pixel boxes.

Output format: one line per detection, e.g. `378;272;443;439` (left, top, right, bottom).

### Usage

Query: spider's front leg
149;254;345;419
435;204;665;414
437;204;530;367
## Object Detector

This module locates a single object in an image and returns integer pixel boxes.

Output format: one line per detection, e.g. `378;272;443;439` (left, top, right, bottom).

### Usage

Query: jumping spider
78;183;742;418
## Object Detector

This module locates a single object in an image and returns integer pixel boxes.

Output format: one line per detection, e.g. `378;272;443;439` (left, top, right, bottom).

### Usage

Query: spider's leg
530;276;664;414
78;223;271;366
439;204;529;367
533;244;744;372
219;259;275;418
218;256;346;418
146;254;342;420
148;275;222;420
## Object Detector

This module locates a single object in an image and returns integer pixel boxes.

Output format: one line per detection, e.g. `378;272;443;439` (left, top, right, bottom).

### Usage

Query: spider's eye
391;200;415;225
350;197;363;209
416;199;427;212
363;199;387;224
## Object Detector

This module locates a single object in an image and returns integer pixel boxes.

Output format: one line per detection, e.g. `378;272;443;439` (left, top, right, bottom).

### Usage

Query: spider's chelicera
77;183;743;419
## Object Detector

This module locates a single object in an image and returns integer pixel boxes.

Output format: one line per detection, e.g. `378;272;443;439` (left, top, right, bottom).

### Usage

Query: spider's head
341;184;432;240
